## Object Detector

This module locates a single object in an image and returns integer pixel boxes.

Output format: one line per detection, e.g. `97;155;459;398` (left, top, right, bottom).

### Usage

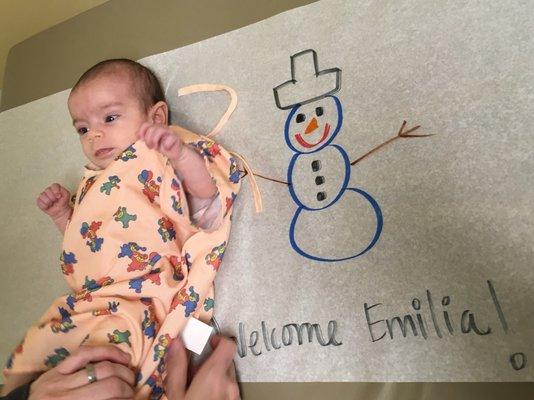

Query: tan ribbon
174;84;263;212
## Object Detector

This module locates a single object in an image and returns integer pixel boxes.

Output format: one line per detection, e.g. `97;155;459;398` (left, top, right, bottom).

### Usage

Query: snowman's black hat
273;49;341;110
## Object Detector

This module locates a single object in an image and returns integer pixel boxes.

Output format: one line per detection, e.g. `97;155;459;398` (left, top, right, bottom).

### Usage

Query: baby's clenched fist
37;183;71;220
137;122;184;162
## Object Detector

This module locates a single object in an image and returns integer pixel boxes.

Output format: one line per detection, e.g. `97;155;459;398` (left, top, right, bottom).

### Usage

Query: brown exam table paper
1;0;533;398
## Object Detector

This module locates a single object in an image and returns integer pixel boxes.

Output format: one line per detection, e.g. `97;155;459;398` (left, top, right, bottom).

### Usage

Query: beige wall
0;0;110;89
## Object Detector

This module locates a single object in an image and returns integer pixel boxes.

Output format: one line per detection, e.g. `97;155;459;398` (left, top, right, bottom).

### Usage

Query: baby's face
68;72;149;169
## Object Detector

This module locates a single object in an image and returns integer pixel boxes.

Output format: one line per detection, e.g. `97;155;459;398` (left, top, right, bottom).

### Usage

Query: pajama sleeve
159;132;241;238
158;129;241;319
188;193;221;230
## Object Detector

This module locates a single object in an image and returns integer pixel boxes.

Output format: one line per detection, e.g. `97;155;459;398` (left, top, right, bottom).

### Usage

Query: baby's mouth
94;148;115;158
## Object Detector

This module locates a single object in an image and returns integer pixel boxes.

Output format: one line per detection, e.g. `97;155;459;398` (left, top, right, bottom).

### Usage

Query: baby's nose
88;128;104;140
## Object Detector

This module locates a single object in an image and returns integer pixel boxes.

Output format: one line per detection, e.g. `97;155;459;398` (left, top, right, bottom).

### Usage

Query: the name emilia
236;280;507;358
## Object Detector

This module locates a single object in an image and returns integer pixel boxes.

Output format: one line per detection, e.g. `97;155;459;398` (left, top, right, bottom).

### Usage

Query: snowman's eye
296;113;306;123
315;107;324;116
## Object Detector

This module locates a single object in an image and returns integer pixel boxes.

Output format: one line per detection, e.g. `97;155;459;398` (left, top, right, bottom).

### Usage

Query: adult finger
163;337;188;400
66;376;134;400
56;345;131;375
208;336;237;370
227;359;237;382
65;360;135;390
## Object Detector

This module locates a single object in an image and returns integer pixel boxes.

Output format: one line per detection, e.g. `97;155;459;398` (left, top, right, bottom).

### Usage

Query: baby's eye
105;114;118;123
77;127;88;135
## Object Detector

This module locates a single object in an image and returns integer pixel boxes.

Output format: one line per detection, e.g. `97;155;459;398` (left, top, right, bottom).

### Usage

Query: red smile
294;123;331;148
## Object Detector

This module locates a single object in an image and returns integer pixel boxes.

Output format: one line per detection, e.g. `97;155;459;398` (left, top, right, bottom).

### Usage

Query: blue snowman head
274;49;342;154
284;95;343;154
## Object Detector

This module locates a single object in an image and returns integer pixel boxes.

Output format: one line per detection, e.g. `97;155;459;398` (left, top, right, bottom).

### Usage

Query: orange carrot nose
304;117;318;134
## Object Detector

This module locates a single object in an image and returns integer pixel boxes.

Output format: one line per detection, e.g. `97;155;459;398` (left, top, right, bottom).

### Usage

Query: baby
2;59;240;399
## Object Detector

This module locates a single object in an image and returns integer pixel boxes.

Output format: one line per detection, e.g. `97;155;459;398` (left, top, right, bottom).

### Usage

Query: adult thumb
164;337;189;400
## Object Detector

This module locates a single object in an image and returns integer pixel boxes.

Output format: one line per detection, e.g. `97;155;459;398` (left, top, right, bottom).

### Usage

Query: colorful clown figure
169;254;191;282
194;140;221;160
273;50;430;262
224;193;237;218
65;276;114;310
157;217;176;243
128;268;162;293
118;242;161;272
170;179;183;214
146;373;164;400
153;333;172;362
113;206;137;228
205;242;226;271
80;221;104;252
170;286;199;317
100;175;121;195
60;251;77;276
44;348;70;368
138;170;161;203
141;309;157;339
48;307;76;334
107;329;132;347
116;144;137;162
228;157;241;184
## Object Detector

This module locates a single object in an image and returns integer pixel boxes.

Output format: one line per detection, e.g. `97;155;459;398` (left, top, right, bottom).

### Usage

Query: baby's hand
37;183;71;220
137;122;184;162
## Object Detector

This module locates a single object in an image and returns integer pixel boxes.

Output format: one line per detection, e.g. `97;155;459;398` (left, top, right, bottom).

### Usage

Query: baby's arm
138;123;218;204
168;145;217;199
36;183;72;234
170;146;221;227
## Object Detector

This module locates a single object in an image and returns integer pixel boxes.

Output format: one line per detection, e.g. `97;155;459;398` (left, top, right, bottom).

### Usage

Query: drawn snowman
273;49;431;262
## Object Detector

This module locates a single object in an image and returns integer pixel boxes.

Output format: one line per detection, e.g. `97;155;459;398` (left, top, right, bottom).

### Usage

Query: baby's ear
150;101;169;125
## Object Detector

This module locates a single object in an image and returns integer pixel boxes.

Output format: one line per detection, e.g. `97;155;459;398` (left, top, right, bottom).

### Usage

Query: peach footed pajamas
4;127;241;400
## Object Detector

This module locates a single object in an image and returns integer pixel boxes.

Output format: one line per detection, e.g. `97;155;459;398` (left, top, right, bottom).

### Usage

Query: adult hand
164;335;241;400
28;346;135;400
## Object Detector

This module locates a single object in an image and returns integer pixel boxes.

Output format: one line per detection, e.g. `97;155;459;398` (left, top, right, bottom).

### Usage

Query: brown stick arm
239;170;289;186
350;120;434;166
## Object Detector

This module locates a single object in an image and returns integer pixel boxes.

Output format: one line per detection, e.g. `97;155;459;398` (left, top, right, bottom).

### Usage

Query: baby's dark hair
72;59;165;112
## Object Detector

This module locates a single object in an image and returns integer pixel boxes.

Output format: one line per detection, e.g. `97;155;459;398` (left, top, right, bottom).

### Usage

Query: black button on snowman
273;49;430;262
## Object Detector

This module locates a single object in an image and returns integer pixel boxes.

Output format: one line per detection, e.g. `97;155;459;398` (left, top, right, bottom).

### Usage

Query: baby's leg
1;371;41;396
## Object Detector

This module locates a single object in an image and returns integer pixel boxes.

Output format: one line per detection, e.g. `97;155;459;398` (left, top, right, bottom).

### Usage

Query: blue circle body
289;188;383;262
287;145;350;211
282;94;383;262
